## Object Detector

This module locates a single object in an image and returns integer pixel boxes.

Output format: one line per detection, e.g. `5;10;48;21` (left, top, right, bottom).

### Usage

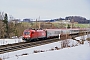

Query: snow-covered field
0;38;22;45
0;35;90;60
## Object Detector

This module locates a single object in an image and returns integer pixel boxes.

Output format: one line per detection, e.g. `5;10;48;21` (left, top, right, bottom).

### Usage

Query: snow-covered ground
0;35;90;60
7;42;90;60
0;39;90;60
75;35;88;40
0;38;22;45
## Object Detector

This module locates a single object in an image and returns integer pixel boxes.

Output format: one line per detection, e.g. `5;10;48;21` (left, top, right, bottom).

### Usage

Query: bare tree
0;21;6;38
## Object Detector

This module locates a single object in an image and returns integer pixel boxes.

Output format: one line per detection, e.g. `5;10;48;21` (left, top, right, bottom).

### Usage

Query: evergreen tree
3;13;9;38
67;24;70;28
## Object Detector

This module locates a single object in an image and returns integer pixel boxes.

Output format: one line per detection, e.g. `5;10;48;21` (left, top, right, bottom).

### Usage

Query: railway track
0;38;60;54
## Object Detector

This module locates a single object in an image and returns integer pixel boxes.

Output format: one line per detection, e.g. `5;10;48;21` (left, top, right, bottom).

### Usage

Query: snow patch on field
0;39;90;60
0;34;90;60
0;39;22;45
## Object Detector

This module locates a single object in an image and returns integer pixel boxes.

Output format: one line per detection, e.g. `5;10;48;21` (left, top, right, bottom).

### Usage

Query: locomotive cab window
24;32;30;35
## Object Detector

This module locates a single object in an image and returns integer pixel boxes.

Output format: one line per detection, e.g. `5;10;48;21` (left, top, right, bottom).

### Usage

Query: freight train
22;28;84;42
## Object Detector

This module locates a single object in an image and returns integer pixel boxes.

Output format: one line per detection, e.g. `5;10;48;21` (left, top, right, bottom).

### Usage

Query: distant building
23;19;31;22
10;19;21;24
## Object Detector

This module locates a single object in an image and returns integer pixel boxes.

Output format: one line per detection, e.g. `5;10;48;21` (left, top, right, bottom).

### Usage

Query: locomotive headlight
28;36;30;37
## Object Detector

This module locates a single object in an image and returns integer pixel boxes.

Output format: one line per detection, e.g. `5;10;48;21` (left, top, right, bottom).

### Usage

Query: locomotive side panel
30;30;38;39
37;30;46;38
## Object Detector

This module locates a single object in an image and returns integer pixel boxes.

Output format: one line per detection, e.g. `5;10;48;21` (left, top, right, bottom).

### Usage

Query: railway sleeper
35;44;44;46
0;51;4;53
31;45;37;47
19;46;29;49
24;44;31;46
16;45;30;49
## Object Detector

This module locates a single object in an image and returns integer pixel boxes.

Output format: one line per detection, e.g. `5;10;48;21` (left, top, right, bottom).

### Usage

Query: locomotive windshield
24;32;30;35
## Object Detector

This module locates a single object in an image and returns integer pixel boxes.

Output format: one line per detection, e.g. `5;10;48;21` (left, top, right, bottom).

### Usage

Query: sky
0;0;90;20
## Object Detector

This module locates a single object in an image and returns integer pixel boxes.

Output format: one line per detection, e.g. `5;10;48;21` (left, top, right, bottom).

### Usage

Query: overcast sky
0;0;90;20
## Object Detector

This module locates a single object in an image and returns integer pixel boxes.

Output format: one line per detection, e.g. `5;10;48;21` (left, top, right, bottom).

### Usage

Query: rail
0;38;59;54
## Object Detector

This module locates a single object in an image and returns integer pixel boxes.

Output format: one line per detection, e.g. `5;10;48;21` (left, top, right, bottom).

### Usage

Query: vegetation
3;13;9;38
1;20;89;39
0;13;90;39
86;37;90;46
65;16;90;24
74;24;90;28
52;16;90;24
0;21;5;38
0;58;2;60
87;38;90;41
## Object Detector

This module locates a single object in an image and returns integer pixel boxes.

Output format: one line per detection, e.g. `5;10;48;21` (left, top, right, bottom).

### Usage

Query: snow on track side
0;39;23;45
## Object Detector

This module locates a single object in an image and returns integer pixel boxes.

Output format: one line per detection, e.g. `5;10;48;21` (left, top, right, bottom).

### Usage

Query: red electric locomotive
22;29;46;41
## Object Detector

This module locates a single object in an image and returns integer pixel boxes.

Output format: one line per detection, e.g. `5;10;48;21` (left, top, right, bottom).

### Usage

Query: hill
65;16;90;23
46;16;90;24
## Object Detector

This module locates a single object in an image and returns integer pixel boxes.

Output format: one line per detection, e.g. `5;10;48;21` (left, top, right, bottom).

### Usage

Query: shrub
0;58;2;60
33;50;39;53
22;53;28;56
50;48;54;51
87;38;90;41
55;47;60;50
